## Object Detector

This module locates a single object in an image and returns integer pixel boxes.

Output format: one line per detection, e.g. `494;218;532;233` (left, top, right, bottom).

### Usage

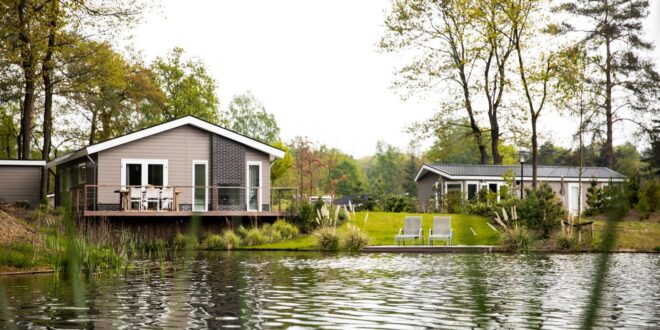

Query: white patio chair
394;216;423;246
161;187;174;211
145;186;160;211
129;187;143;211
428;216;453;246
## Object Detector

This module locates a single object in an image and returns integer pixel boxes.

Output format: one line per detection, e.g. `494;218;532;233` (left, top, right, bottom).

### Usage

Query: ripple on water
0;253;658;329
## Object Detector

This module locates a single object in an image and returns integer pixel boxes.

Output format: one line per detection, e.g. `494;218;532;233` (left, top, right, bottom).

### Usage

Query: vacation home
0;160;46;209
415;164;627;215
47;116;295;218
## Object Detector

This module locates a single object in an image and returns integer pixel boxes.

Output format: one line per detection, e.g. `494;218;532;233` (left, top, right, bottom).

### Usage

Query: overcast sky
129;0;660;158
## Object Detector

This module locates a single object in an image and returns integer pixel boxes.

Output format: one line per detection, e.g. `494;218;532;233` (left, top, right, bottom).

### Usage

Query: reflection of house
47;116;294;217
415;164;626;215
0;160;46;209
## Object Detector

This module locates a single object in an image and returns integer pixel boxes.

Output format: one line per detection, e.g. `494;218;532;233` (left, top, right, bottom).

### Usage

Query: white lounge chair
129;187;143;211
145;187;160;211
428;216;453;246
394;216;423;246
161;187;174;211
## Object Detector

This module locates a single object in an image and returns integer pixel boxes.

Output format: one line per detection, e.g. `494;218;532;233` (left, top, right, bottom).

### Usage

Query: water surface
1;252;658;329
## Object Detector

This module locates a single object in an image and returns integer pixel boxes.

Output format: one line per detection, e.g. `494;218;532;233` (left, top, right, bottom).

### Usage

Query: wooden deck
361;245;501;253
83;210;293;218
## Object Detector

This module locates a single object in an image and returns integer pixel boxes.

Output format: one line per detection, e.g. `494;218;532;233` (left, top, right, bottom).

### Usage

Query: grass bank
245;212;500;250
592;220;660;252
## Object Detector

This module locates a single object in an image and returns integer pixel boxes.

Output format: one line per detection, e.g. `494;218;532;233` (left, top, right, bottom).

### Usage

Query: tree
368;142;405;194
270;141;292;183
152;47;219;123
507;0;561;188
381;0;490;164
559;0;660;168
402;154;419;196
327;158;366;197
223;91;280;143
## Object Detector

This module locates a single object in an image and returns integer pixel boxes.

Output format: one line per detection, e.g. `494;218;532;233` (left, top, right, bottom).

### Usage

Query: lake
1;252;658;329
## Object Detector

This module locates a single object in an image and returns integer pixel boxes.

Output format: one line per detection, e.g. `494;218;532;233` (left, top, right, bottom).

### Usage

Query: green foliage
152;47;220;123
555;232;579;251
500;226;531;253
244;228;266;246
0;243;38;269
291;200;317;233
222;91;280;143
202;234;225;250
272;220;300;239
585;180;604;215
445;191;463;214
517;184;566;238
367;142;405;194
382;194;417;213
340;224;369;251
637;179;659;220
271;141;293;183
327;158;367;197
314;227;339;251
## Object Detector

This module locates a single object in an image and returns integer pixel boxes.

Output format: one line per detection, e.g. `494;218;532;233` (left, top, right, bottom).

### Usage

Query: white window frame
444;182;463;195
568;182;581;216
120;159;169;188
246;161;262;211
465;181;479;200
192;160;208;212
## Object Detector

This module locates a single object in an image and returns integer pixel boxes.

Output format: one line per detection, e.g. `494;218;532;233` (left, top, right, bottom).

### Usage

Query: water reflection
0;252;658;329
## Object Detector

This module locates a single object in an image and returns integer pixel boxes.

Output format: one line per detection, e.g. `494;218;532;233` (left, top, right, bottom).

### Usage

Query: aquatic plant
340;224;369;251
314;226;339;251
499;226;530;253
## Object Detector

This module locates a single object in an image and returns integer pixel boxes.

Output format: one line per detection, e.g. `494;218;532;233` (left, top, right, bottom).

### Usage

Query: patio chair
394;216;423;246
145;186;160;211
161;186;174;211
428;216;453;246
129;187;143;211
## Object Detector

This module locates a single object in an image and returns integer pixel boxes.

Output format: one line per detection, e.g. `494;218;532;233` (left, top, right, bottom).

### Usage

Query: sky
129;0;660;158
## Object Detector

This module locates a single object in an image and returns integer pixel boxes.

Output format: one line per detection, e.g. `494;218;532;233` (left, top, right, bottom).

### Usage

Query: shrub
445;191;463;214
340;224;369;251
637;179;659;220
314;227;339;251
463;201;497;217
244;228;266;246
173;233;188;249
517;183;566;238
0;243;37;269
221;230;241;250
500;226;530;253
292;200;316;233
555;232;579;251
202;234;225;250
272;219;299;239
236;226;249;239
382;194;417;213
338;207;348;221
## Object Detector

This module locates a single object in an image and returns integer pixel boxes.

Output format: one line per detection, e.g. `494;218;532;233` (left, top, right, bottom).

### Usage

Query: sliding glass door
193;161;208;212
247;162;261;211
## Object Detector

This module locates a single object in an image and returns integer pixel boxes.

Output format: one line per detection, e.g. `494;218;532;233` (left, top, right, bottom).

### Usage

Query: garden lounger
428;216;453;246
394;216;423;246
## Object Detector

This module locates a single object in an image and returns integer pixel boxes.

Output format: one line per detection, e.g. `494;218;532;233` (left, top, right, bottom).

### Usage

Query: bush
340;224;369;251
637;179;659;220
463;201;497;217
292;200;316;233
221;230;241;250
555;232;579;251
314;227;339;251
338;207;348;221
500;226;530;253
244;228;266;246
272;219;299;239
236;226;249;239
517;183;566;238
0;243;38;268
202;234;225;250
445;191;462;214
173;233;188;249
382;194;417;213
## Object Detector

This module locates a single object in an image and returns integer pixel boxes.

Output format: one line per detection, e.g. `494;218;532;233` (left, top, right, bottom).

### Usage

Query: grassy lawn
246;212;500;250
593;220;660;252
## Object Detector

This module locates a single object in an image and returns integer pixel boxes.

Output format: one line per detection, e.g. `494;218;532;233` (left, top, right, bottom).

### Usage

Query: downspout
86;154;96;211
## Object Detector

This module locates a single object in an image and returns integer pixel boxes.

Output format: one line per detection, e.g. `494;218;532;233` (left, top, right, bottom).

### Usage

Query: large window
121;159;168;187
466;183;478;201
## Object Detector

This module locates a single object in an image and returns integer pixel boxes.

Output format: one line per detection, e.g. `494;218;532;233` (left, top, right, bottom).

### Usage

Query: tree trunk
89;110;97;145
531;114;538;189
40;0;59;202
18;0;36;160
489;113;501;164
604;35;614;168
459;68;489;164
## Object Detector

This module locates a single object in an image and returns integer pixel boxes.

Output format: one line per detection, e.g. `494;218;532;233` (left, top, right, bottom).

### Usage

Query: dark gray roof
424;164;626;179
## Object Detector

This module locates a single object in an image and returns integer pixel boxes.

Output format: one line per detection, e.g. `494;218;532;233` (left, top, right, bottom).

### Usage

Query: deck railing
68;185;299;214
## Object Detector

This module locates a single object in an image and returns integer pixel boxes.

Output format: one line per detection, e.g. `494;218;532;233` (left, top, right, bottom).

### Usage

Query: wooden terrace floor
83;210;293;218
